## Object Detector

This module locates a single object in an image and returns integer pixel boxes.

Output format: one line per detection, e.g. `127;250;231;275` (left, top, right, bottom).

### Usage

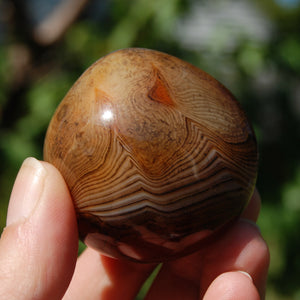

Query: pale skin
0;157;269;300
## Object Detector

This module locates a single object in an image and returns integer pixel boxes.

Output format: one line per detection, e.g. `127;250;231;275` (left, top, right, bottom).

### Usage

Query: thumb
0;158;78;300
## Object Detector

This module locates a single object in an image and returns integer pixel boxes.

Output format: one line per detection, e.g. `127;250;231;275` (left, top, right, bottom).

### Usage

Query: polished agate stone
44;48;258;262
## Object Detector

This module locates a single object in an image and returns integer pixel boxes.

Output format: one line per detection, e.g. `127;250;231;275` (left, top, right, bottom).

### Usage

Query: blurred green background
0;0;299;299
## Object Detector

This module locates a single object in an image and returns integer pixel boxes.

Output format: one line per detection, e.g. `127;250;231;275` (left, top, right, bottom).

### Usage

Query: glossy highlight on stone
44;48;258;262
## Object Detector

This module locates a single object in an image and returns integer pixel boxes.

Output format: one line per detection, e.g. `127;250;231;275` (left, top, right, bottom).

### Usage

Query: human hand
0;157;269;299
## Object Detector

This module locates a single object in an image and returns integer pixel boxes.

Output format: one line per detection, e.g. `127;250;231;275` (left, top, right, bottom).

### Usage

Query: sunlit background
0;0;300;299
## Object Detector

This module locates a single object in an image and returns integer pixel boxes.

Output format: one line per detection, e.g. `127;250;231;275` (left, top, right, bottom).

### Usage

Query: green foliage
0;48;10;107
135;264;162;300
279;37;300;72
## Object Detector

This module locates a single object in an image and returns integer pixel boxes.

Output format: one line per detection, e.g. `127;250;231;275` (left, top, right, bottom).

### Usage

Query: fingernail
240;219;261;233
237;270;253;282
6;157;47;226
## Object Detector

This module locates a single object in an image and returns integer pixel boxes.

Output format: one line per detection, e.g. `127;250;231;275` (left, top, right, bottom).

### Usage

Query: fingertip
233;220;270;299
203;271;260;300
6;157;47;226
0;158;78;299
33;159;79;295
199;219;269;300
